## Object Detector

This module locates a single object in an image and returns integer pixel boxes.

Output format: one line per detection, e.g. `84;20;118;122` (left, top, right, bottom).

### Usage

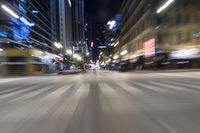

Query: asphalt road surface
1;70;200;133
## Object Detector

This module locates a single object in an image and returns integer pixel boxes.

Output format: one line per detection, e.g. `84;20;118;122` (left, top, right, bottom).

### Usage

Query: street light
113;55;119;59
54;42;63;49
73;54;78;58
107;20;116;30
157;0;174;14
77;56;82;61
66;49;72;55
114;41;119;47
1;5;19;19
120;50;128;56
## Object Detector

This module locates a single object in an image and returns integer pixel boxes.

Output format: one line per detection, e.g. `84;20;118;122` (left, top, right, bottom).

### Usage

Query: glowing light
120;50;128;56
68;0;71;7
77;56;82;61
54;42;63;49
0;48;3;51
66;49;72;55
143;38;155;58
170;48;199;59
90;41;94;48
32;10;39;14
157;0;174;14
114;41;119;47
1;5;19;19
113;55;119;59
107;20;116;29
19;16;35;27
73;54;78;58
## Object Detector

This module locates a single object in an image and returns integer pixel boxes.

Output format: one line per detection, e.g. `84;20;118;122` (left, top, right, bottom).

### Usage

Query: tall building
0;0;60;52
72;0;85;53
115;0;200;68
0;0;65;75
58;0;73;51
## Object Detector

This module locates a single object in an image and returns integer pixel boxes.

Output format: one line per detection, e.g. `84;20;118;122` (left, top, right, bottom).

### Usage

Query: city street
1;71;200;133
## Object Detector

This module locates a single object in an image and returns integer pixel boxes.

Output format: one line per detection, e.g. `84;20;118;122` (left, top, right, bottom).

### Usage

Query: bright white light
86;52;90;56
32;10;39;14
73;54;82;61
107;20;116;29
77;56;82;61
73;54;78;58
111;43;115;46
101;62;105;66
100;52;103;55
114;41;119;47
170;48;199;59
113;60;116;63
66;49;72;55
54;42;63;49
68;0;71;7
157;0;174;14
20;16;35;27
113;55;119;59
0;48;3;51
120;50;128;56
1;5;19;19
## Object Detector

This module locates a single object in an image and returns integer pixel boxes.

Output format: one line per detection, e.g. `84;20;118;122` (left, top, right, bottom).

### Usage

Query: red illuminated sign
90;41;94;48
143;38;155;58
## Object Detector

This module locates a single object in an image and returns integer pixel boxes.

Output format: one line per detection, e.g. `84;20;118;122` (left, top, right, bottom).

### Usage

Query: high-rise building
0;0;59;52
72;0;85;53
0;0;66;75
58;0;73;51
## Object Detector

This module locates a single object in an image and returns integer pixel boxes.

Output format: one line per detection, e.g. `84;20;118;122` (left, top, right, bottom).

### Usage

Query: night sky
85;0;122;23
85;0;122;60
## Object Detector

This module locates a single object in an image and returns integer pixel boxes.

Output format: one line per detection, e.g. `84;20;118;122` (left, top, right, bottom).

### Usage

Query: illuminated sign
143;38;155;58
90;41;94;48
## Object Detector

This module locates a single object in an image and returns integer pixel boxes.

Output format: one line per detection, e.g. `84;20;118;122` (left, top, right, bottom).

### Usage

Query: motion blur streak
0;71;200;133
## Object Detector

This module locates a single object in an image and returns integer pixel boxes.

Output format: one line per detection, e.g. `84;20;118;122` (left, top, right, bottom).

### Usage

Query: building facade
72;0;85;53
116;0;200;68
0;0;60;52
0;0;66;75
58;0;73;51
